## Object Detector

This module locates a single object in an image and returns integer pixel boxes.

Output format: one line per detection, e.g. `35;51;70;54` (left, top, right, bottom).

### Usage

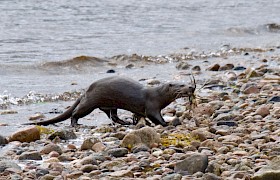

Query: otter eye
180;85;185;87
169;83;174;87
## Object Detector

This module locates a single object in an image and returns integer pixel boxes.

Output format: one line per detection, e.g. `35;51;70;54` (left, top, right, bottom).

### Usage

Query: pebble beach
0;46;279;180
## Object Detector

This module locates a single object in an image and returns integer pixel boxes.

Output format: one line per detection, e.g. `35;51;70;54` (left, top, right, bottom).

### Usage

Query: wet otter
24;76;195;127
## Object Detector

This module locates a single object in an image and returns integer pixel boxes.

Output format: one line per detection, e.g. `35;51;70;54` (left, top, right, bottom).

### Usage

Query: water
1;0;280;64
0;0;280;135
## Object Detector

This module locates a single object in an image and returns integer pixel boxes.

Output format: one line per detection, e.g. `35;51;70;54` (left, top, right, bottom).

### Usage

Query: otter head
168;83;195;98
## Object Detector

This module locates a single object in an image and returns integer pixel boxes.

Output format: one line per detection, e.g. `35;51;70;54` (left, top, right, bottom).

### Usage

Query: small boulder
107;148;128;157
81;137;100;150
0;135;8;145
18;151;42;160
48;129;77;140
110;170;133;178
121;127;160;149
29;113;45;120
252;156;280;180
207;64;220;71
40;143;63;155
92;142;106;152
219;64;234;71
176;62;191;70
256;105;270;117
174;153;208;174
9;126;40;143
0;160;21;173
192;66;201;71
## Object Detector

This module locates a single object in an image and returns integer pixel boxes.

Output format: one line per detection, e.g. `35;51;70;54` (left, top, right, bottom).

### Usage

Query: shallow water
1;0;280;64
1;0;280;135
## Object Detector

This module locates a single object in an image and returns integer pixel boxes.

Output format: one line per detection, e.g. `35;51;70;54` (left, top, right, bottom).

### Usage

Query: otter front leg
146;111;168;127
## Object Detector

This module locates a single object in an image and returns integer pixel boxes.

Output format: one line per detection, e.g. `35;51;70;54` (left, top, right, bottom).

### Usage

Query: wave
226;23;280;36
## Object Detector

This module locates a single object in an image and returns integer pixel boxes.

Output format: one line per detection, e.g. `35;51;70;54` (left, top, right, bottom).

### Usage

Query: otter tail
23;97;81;126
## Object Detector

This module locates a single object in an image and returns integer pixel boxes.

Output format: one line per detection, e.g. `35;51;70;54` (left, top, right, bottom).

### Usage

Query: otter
24;76;195;127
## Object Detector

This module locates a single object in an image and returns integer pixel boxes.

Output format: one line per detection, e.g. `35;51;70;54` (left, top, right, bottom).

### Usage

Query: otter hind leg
100;108;130;125
71;99;96;126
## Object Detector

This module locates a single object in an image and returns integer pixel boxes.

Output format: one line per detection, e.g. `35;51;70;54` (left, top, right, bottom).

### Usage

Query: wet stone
233;66;246;71
132;144;150;153
48;129;77;140
174;153;208;174
268;96;280;103
162;173;182;180
0;135;8;145
40;143;63;155
18;151;42;160
216;121;238;127
207;64;220;71
107;147;128;157
0;160;21;173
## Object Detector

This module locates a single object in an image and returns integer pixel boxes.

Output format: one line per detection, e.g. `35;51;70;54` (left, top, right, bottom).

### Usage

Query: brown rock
121;127;160;149
242;85;260;94
92;142;106;152
40;143;63;154
81;137;100;150
9;126;40;143
29;113;45;120
219;64;234;71
207;64;220;71
194;103;215;116
110;170;133;178
256;105;270;117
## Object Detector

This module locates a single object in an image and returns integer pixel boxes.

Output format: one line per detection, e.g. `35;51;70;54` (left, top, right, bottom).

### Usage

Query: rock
18;151;42;160
268;96;280;103
218;134;242;144
194;103;215;116
40;143;63;154
216;121;238;126
29;113;45;120
169;117;181;126
79;156;98;166
81;137;100;150
107;147;128;157
207;64;220;71
0;160;21;173
147;79;161;85
48;129;77;140
203;173;222;180
110;132;126;140
39;174;56;180
132;144;150;153
255;105;270;117
219;64;234;71
252;156;280;180
174;153;208;174
245;68;261;78
9;126;40;143
121;127;160;149
162;173;182;180
224;72;237;81
176;62;190;70
0;135;8;145
92;142;106;152
36;168;50;178
110;169;133;178
80;164;97;173
233;66;246;71
192;66;201;71
0;110;18;115
240;83;260;94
